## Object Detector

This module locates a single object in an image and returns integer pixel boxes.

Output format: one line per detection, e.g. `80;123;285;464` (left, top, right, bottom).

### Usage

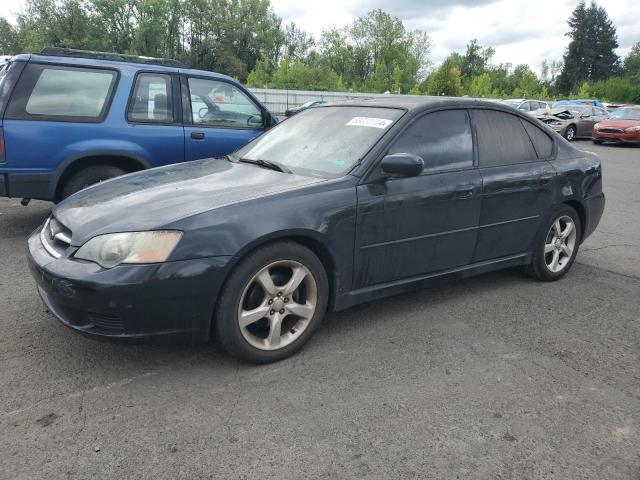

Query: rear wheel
60;165;127;200
215;241;329;363
564;125;576;141
527;206;581;281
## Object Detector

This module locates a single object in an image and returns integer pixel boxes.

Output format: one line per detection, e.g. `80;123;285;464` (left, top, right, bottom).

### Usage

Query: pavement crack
576;261;640;282
582;243;639;252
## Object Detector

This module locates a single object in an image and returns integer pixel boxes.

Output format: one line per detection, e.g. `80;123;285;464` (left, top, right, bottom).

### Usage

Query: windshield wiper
239;158;292;174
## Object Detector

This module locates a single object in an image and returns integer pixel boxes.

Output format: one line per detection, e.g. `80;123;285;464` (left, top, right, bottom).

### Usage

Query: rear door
471;109;556;262
182;76;265;161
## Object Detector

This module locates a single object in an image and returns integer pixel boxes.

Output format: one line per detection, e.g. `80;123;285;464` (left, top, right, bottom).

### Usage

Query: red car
592;107;640;144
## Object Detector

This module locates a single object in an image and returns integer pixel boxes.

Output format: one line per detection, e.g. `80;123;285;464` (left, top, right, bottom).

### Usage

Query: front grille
599;128;624;134
41;216;73;258
89;312;124;332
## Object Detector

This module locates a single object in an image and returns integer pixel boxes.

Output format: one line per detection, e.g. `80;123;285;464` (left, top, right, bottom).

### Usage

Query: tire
526;205;582;282
60;165;127;200
592;139;604;145
215;241;329;363
564;125;576;141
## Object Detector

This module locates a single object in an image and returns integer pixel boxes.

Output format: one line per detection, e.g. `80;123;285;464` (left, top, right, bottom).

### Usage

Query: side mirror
381;153;424;177
198;107;208;118
581;112;591;118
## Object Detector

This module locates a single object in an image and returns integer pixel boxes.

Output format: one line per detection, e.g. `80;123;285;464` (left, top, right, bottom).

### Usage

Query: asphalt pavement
1;140;639;479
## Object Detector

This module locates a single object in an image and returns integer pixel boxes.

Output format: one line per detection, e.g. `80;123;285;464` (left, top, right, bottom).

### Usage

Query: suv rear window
6;64;117;122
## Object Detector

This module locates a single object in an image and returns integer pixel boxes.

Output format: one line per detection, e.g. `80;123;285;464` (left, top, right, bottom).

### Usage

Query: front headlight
625;125;640;132
593;123;601;130
75;231;183;268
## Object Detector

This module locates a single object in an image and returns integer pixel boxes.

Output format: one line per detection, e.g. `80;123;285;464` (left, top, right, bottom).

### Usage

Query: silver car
536;106;609;141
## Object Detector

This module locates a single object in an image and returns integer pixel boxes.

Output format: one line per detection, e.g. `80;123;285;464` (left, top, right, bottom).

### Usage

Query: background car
552;99;604;108
592;106;640;144
284;100;325;117
28;98;604;363
536;105;609;141
0;48;277;202
501;99;550;115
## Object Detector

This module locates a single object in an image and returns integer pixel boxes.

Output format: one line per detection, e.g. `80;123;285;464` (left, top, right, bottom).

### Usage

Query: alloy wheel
237;260;318;351
544;215;577;273
566;126;575;141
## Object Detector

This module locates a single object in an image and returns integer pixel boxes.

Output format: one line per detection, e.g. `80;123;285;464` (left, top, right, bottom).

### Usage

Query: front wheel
215;242;329;363
527;206;581;281
592;139;604;145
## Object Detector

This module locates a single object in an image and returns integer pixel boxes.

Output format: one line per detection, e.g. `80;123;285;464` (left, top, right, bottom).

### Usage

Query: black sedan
28;98;605;363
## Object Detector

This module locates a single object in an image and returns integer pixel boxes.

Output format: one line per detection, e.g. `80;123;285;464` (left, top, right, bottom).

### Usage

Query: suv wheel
60;165;127;200
527;206;581;281
215;241;328;363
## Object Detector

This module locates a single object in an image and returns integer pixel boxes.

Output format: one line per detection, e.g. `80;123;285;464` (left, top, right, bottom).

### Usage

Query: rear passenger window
6;64;117;121
472;110;538;167
128;73;173;123
522;120;553;158
388;109;473;172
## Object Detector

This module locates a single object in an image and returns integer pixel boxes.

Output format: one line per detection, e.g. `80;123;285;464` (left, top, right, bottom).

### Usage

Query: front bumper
28;228;232;339
592;130;640;144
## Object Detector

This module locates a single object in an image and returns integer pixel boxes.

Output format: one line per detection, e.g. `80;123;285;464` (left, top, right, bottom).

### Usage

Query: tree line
0;0;638;103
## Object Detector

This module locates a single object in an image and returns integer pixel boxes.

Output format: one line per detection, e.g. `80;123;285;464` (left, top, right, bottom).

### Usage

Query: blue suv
0;48;277;202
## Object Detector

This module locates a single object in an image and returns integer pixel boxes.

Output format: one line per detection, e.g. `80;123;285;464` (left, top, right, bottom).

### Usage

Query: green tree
246;57;271;87
0;18;21;54
425;58;462;96
558;1;619;94
459;39;494;87
368;59;389;92
408;83;421;95
624;42;640;78
391;65;402;94
468;73;492;97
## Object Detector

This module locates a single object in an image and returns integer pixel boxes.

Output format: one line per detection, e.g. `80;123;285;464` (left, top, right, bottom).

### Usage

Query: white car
502;99;551;115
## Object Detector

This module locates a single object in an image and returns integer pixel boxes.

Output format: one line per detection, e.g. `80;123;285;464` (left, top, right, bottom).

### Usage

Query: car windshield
609;108;640;120
235;106;404;177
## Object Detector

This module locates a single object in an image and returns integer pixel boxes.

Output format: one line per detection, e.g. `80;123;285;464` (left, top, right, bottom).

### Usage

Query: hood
536;108;575;121
53;158;324;245
596;119;640;129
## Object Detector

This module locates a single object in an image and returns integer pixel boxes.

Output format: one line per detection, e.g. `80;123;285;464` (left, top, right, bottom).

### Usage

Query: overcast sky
3;0;639;75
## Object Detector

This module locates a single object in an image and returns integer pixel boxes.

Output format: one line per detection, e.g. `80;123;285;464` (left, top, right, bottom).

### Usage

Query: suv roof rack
39;47;188;68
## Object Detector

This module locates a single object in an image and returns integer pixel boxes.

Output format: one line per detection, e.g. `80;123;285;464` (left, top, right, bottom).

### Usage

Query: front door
354;109;482;288
183;76;264;161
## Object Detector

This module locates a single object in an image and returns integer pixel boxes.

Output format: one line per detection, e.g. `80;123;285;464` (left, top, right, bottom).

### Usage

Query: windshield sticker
346;117;393;129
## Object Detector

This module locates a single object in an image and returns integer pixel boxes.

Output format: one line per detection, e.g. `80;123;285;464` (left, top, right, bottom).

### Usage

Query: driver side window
187;77;262;129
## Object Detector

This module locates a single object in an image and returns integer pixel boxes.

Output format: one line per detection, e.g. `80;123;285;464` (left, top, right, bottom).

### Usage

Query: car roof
8;52;237;83
319;96;525;115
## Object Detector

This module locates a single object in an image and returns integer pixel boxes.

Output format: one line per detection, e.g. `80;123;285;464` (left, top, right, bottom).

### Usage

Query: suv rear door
182;76;265;161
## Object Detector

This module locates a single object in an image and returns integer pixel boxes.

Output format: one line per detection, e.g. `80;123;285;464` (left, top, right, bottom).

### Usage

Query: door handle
455;185;475;198
191;132;205;140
